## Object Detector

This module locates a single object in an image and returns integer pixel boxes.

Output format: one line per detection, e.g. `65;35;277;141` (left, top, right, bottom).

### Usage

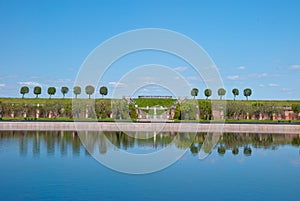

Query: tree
232;88;239;100
61;86;69;98
73;86;81;98
99;86;108;98
232;147;239;155
218;88;226;100
190;143;199;155
204;89;212;100
244;146;252;156
243;88;252;100
292;104;300;113
20;86;29;98
190;88;199;99
217;146;226;155
85;85;95;99
47;87;56;98
34;86;42;98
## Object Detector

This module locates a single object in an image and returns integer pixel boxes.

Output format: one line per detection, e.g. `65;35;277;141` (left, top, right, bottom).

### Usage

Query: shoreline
1;122;300;134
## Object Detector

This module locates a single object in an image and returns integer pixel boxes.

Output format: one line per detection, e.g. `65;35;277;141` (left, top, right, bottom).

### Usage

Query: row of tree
20;85;108;99
191;87;252;100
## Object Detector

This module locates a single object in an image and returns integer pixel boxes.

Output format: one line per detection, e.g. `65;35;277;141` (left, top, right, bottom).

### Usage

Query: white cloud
258;73;268;78
18;81;41;86
0;84;5;87
108;81;125;87
54;78;72;83
174;66;187;72
288;64;300;70
259;84;265;87
268;83;279;87
236;66;246;70
281;88;292;92
227;75;239;80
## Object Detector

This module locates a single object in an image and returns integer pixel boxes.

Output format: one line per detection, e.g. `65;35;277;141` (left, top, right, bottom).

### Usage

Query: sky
0;0;299;100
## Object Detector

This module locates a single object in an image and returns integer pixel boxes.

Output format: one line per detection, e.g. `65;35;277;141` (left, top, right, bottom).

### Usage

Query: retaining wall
1;122;300;134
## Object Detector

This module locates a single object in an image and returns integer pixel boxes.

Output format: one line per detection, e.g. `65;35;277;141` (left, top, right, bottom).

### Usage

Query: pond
0;131;299;201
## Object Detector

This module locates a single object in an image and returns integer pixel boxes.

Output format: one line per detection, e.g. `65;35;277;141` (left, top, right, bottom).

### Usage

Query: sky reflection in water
0;131;299;201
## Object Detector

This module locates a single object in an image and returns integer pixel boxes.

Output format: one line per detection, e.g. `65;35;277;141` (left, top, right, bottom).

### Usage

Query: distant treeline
0;98;300;121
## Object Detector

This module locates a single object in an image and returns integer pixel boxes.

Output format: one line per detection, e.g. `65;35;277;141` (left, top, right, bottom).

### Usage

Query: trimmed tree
218;88;226;100
61;86;69;98
190;88;199;99
232;88;239;100
73;86;81;98
99;86;108;98
85;85;95;99
204;88;212;100
47;87;56;98
20;86;29;98
34;86;42;98
243;88;252;100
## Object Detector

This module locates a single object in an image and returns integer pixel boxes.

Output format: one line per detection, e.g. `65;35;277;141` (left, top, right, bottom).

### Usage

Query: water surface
0;131;299;201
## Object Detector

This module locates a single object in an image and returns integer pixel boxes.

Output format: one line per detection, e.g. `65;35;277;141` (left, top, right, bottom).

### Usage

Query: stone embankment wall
1;122;300;134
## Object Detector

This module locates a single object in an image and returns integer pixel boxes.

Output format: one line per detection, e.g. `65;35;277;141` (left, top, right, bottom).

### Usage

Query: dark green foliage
198;100;212;120
191;88;199;99
61;86;69;98
243;88;252;100
85;85;95;99
291;138;300;146
20;86;29;98
99;86;108;98
204;89;212;100
73;86;81;98
232;147;239;155
190;143;200;155
47;87;56;98
34;86;42;98
173;103;181;120
243;146;252;156
179;100;198;120
95;99;111;119
217;146;226;155
133;98;176;107
129;103;138;119
111;99;130;119
218;88;226;100
232;88;239;100
292;104;300;113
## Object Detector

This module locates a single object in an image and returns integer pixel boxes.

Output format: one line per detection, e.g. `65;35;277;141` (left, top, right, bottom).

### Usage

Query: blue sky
0;0;299;100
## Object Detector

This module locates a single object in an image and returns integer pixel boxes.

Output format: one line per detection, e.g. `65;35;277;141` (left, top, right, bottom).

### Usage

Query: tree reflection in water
0;131;299;157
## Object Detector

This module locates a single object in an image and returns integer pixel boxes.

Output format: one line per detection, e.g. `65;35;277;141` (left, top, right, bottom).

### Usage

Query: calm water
0;131;299;201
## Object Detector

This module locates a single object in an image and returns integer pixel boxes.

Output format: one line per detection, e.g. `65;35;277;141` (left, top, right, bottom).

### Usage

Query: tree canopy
73;86;81;98
61;86;69;98
204;89;212;100
218;88;226;100
99;86;108;98
232;88;239;100
34;86;42;98
243;88;252;100
85;85;95;99
47;87;56;98
20;86;29;98
191;88;199;99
